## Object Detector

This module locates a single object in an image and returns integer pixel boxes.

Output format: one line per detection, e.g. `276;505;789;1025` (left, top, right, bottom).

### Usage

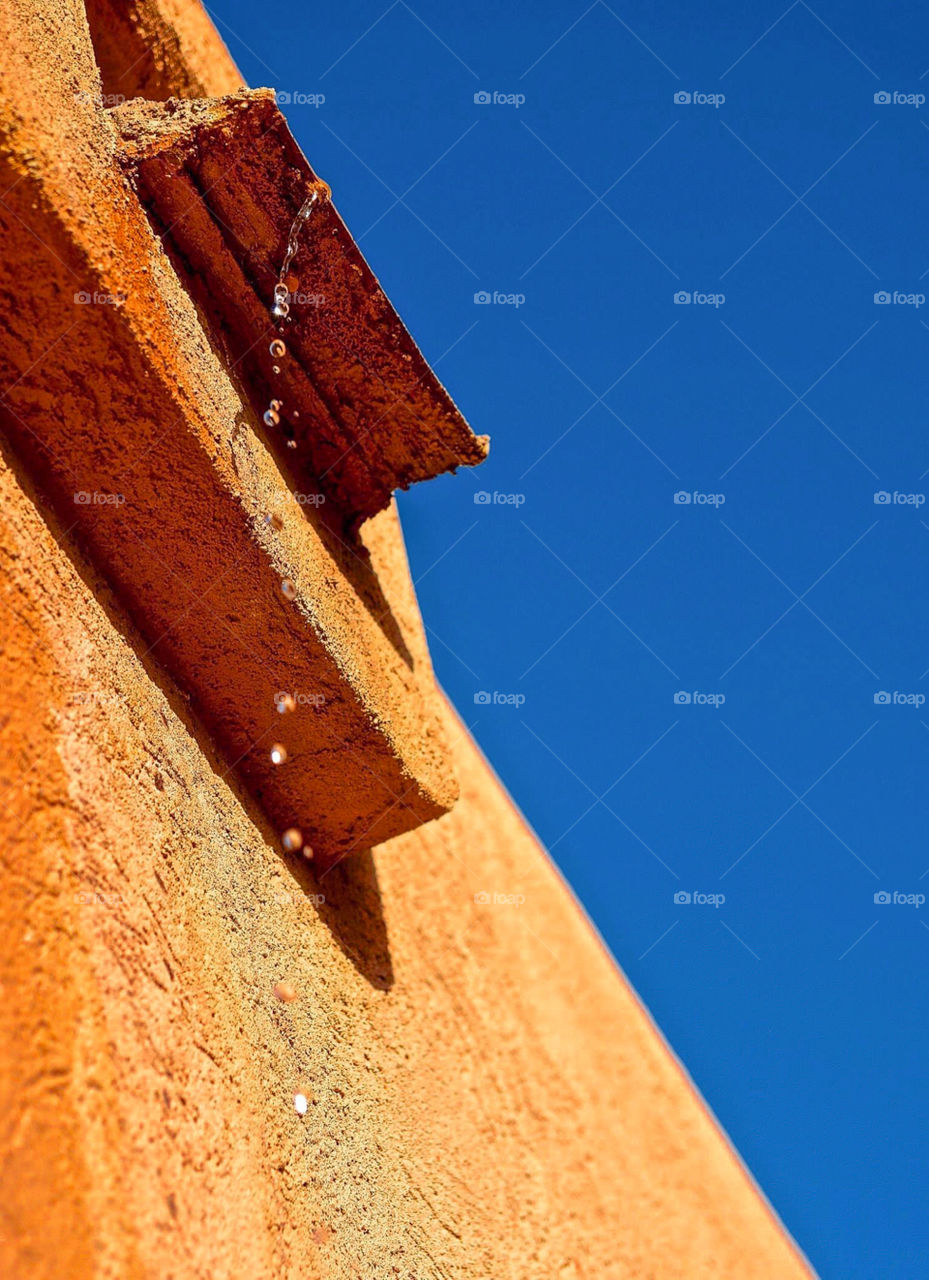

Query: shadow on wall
0;428;394;991
289;846;394;991
128;173;418;677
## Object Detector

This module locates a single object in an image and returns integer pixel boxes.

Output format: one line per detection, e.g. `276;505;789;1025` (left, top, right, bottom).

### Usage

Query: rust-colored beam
0;63;461;862
116;90;489;530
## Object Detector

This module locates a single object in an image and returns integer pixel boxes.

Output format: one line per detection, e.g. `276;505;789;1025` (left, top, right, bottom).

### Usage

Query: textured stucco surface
0;436;812;1280
0;0;813;1276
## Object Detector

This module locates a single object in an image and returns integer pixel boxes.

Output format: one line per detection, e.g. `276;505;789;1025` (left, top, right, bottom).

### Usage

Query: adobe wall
0;2;812;1276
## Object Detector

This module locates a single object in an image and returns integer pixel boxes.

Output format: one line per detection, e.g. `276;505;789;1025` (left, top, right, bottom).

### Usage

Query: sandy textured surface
0;0;813;1276
0;440;812;1279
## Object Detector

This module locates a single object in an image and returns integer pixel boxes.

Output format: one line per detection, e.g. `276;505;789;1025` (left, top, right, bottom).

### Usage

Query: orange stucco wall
0;2;813;1275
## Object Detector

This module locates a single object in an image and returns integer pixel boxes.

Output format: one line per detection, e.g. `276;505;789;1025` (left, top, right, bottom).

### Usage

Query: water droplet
294;1093;308;1115
270;339;286;358
302;844;315;861
270;399;283;412
272;364;280;374
270;743;288;766
274;282;289;302
271;300;290;319
263;408;280;427
275;692;296;714
286;439;297;449
281;578;297;599
281;826;302;851
264;512;283;531
274;981;297;1002
292;411;300;420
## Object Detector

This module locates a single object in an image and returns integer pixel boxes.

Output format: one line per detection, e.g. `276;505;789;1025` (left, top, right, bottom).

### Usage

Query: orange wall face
0;442;812;1280
0;2;812;1276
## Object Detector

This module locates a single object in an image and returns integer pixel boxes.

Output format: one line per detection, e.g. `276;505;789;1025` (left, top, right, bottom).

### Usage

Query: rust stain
116;90;489;530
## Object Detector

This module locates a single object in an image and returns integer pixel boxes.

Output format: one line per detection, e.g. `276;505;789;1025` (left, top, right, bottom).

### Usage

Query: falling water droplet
281;578;297;599
263;407;280;427
264;512;283;531
281;826;302;851
274;981;298;1002
286;439;297;449
275;692;296;714
270;339;286;358
270;399;283;412
270;743;288;766
302;844;315;861
269;182;330;324
272;364;281;374
294;1093;308;1116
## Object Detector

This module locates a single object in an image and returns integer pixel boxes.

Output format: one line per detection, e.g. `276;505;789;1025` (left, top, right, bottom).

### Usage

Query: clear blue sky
211;2;929;1273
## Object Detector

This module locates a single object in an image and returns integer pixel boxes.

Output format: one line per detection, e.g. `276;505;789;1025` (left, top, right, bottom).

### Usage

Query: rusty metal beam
0;71;463;862
116;90;489;531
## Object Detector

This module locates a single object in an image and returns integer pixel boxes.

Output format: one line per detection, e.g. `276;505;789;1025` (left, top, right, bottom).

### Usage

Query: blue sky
211;2;929;1273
